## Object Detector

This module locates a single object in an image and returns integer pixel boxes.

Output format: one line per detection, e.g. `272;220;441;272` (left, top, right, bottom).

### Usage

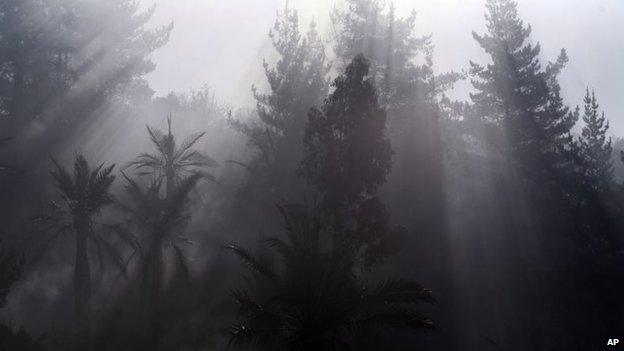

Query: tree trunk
141;235;163;313
149;236;163;305
166;168;175;200
141;235;163;345
74;222;91;326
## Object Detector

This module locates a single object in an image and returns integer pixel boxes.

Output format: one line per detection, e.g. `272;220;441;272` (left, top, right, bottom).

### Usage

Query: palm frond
365;279;436;306
125;153;162;171
174;131;206;159
178;149;218;167
103;224;140;251
121;172;146;201
146;125;166;151
196;171;219;184
160;173;202;232
50;158;75;201
226;159;251;171
223;244;279;287
264;237;294;264
93;236;129;277
348;307;436;333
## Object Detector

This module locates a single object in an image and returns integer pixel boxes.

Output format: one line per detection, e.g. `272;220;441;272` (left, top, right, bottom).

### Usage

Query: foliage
575;89;613;193
118;172;201;314
225;203;435;350
331;0;459;109
51;155;115;223
0;0;172;135
127;116;218;197
470;0;577;185
228;2;330;194
299;54;400;268
50;154;119;322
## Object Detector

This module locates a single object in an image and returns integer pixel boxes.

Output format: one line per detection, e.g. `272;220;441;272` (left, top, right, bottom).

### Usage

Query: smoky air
0;0;622;350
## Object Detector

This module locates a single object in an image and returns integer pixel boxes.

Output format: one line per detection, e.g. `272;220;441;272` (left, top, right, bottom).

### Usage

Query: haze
145;0;624;133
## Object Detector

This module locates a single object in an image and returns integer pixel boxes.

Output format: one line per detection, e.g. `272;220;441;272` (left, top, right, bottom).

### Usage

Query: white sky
141;0;624;134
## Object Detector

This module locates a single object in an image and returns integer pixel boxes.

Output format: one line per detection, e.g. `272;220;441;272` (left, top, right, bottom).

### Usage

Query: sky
140;0;624;134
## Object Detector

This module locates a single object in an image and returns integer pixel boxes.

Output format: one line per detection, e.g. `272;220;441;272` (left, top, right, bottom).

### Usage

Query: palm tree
224;203;436;351
126;115;218;199
118;172;201;323
50;154;115;323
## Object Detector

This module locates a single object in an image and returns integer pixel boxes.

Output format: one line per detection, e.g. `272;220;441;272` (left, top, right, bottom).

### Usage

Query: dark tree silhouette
0;241;41;351
118;173;201;330
331;0;459;108
576;89;613;193
0;0;172;145
50;154;115;324
299;54;391;207
299;54;400;268
470;0;577;187
229;2;330;198
225;203;435;351
127;116;218;199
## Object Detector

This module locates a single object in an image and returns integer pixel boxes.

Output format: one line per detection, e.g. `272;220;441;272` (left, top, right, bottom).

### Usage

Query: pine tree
577;89;613;193
299;54;391;210
470;0;577;186
331;0;444;109
299;54;399;268
229;3;330;196
331;0;460;242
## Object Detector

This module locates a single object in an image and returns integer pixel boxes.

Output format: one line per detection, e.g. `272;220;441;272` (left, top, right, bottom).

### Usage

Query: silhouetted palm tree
126;116;217;199
225;203;436;351
118;172;201;323
50;154;115;323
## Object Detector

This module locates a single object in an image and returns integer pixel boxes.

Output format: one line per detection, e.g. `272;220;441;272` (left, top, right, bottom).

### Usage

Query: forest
0;0;623;350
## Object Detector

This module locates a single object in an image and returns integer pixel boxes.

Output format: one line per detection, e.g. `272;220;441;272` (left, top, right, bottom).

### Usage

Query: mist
0;0;623;350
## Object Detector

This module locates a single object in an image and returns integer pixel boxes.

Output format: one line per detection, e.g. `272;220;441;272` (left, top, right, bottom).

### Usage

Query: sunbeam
0;0;622;350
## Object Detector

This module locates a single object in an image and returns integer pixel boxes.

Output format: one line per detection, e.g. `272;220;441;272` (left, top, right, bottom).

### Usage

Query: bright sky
141;0;624;134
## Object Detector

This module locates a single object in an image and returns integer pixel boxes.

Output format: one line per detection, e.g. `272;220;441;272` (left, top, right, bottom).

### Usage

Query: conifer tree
229;3;330;196
577;89;613;193
299;54;399;268
331;0;459;241
470;0;577;186
331;0;437;108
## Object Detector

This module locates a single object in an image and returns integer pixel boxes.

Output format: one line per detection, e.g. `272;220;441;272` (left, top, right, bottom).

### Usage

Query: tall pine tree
331;0;459;255
229;3;330;199
577;89;613;193
299;54;400;268
470;0;577;188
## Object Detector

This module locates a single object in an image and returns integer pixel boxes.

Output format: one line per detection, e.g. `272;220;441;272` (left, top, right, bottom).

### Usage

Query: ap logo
607;339;619;346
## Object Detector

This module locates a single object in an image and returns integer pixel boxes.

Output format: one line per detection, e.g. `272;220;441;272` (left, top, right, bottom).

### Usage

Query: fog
145;0;624;133
0;0;623;350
